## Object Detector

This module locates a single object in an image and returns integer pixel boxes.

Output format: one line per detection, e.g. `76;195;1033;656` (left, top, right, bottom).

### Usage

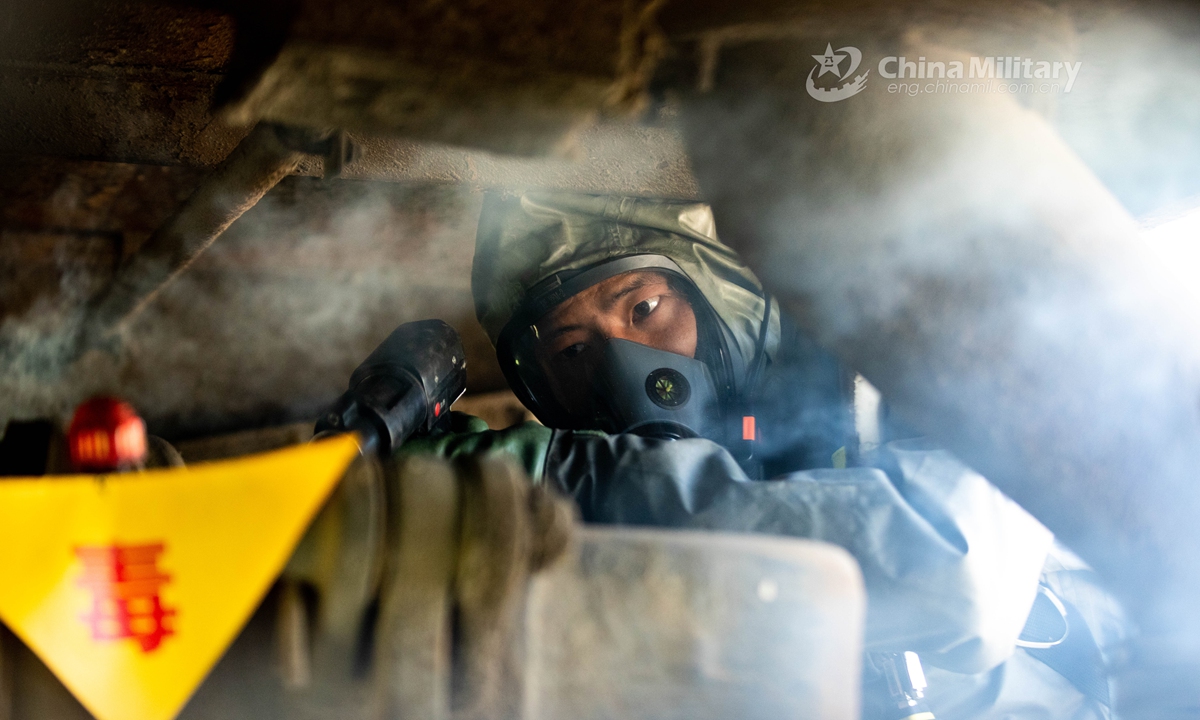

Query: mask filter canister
594;339;721;440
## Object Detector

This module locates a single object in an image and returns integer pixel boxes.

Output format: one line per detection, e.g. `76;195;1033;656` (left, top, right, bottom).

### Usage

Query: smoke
671;6;1200;701
1054;7;1200;217
1141;207;1200;321
0;176;499;439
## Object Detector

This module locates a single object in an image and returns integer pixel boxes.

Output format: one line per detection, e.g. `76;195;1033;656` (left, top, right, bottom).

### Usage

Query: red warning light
68;397;148;472
742;416;756;441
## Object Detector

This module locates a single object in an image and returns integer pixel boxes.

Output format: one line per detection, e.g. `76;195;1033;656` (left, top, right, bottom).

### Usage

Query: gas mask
591;338;722;440
497;254;765;445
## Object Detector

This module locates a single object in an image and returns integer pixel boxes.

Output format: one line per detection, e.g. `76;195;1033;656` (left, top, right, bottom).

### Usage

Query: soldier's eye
633;296;660;320
558;343;587;359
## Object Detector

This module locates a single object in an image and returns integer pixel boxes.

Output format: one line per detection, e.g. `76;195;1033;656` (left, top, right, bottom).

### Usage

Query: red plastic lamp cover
68;397;148;472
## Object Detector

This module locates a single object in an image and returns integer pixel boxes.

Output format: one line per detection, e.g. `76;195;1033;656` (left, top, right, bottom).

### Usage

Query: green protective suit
403;191;1128;719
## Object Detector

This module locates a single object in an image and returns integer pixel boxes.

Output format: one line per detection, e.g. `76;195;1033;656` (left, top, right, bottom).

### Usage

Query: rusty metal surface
217;0;664;155
0;64;698;198
0;65;698;198
222;42;611;158
338;123;698;199
0;59;247;167
0;1;242;167
0;0;699;197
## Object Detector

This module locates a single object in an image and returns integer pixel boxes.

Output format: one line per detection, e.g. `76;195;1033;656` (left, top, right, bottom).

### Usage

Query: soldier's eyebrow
600;274;658;311
538;273;666;343
547;323;583;340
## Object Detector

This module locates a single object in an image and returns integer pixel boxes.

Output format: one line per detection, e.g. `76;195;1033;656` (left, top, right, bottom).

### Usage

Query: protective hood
472;191;781;393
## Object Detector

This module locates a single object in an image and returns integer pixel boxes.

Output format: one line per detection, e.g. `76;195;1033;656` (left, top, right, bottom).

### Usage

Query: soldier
395;191;1127;719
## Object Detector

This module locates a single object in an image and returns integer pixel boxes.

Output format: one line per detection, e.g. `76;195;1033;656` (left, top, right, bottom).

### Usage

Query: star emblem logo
812;44;847;77
805;43;869;103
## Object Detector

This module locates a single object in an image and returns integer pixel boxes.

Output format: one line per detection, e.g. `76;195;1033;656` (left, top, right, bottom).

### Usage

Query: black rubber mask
593;338;722;440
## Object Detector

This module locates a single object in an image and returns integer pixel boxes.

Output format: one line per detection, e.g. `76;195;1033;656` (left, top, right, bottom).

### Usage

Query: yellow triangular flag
0;434;360;720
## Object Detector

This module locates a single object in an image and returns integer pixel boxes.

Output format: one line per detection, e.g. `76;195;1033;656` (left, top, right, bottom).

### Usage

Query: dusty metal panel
335;123;699;199
0;0;696;193
217;0;666;155
0;63;698;198
0;1;242;166
0;60;246;167
223;43;615;157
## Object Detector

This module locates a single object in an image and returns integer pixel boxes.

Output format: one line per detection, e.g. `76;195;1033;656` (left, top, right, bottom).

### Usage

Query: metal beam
83;124;306;339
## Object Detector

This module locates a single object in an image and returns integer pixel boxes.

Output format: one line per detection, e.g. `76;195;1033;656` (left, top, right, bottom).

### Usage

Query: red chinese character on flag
75;543;176;652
